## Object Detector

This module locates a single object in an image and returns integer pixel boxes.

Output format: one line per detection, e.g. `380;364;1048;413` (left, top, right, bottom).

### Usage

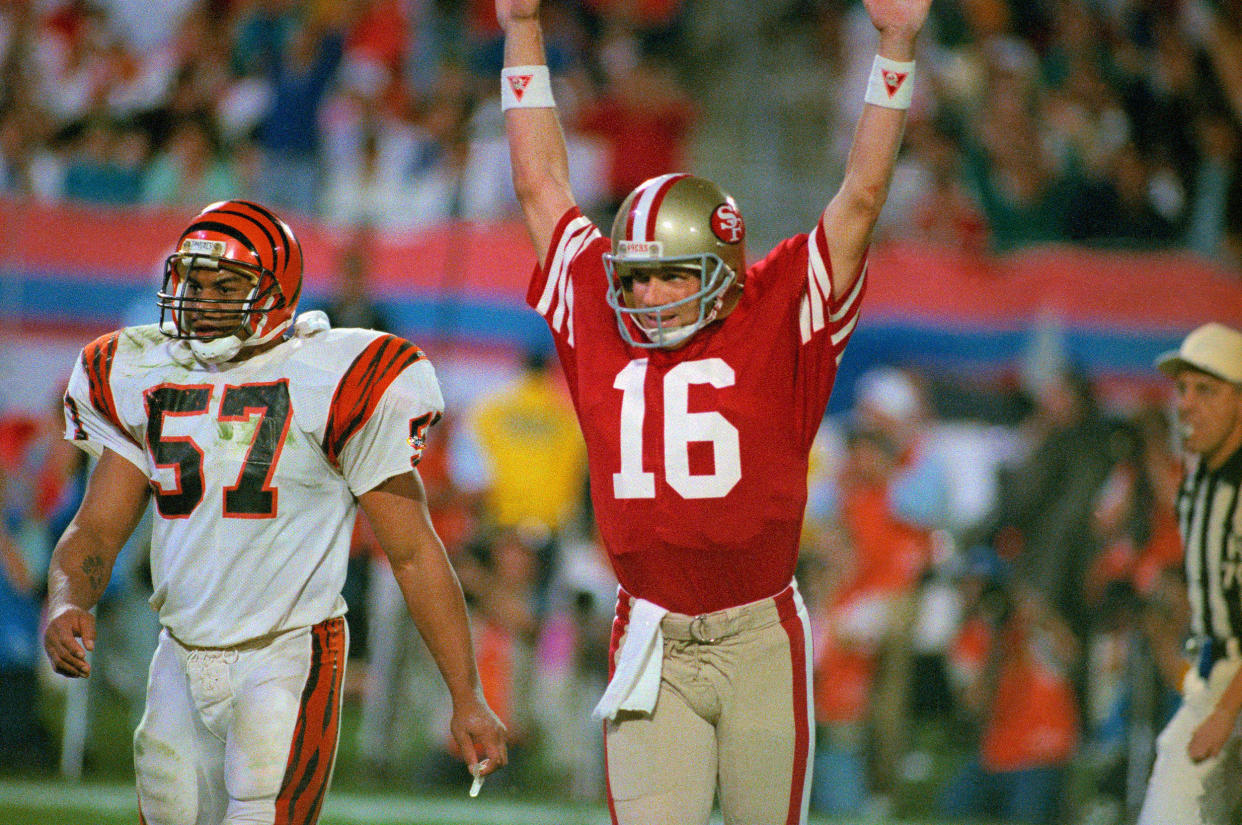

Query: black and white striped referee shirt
1180;446;1242;647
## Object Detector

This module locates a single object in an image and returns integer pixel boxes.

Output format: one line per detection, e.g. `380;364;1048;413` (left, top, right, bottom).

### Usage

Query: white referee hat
1156;323;1242;385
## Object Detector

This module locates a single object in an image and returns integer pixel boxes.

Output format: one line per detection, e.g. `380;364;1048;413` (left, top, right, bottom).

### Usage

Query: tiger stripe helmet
159;199;304;347
603;174;746;348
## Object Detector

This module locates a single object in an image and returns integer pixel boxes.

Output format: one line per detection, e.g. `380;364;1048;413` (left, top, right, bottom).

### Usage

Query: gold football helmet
603;174;746;348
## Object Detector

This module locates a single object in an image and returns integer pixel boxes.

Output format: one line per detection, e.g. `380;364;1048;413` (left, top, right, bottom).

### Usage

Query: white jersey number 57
612;358;741;500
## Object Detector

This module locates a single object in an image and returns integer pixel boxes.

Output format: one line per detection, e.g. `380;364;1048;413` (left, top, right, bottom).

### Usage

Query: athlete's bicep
58;448;151;565
357;471;442;570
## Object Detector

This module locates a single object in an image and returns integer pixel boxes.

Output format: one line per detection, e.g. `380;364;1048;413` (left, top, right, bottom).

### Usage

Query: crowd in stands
0;0;1238;264
1;1;1239;823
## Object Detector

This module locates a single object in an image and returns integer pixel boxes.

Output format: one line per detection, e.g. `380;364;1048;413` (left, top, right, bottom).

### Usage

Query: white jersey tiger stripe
537;216;598;346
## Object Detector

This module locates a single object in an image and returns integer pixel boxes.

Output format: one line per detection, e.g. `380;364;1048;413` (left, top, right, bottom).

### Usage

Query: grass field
5;666;1013;825
0;775;994;825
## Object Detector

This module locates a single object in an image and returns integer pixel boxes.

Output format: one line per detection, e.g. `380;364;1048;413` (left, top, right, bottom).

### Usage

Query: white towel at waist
592;597;669;721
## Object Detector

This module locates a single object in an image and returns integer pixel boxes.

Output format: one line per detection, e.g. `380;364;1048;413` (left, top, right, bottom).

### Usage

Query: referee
1138;322;1242;825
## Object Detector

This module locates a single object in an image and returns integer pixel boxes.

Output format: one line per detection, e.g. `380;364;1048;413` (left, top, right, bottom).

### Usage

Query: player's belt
660;584;797;644
1185;636;1242;678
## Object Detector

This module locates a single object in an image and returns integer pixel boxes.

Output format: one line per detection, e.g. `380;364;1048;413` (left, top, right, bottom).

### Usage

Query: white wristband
501;65;556;110
864;55;916;109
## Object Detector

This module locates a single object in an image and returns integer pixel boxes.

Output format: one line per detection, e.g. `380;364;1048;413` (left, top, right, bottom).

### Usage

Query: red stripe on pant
604;590;630;825
276;617;346;825
776;588;810;825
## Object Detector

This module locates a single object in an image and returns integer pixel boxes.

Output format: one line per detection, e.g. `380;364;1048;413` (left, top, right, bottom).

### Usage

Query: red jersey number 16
612;358;741;501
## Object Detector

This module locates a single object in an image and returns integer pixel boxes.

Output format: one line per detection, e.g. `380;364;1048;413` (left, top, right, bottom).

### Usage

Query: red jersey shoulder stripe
81;331;140;447
534;208;599;347
321;335;425;468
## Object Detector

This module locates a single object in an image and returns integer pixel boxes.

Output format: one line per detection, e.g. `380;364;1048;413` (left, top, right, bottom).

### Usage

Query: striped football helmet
159;200;303;358
603;174;746;348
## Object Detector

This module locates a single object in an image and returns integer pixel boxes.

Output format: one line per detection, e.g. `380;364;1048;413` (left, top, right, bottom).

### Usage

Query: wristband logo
507;73;534;101
881;70;909;98
711;203;745;244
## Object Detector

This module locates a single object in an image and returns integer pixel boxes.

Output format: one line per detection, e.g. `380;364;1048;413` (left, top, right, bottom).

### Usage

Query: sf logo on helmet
711;203;745;244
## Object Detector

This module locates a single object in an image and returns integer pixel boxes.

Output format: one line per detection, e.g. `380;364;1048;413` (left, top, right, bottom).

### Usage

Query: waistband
620;583;802;644
167;616;342;653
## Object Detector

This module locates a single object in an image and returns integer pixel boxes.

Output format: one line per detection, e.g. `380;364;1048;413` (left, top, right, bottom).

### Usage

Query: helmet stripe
625;173;688;242
230;200;303;308
229;200;291;273
207;207;280;271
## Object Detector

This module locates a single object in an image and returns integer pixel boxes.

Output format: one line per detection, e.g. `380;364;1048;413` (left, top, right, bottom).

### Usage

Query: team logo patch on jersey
711;203;745;244
618;240;664;258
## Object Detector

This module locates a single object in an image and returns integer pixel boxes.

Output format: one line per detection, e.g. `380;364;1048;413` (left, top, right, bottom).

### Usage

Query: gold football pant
604;583;814;825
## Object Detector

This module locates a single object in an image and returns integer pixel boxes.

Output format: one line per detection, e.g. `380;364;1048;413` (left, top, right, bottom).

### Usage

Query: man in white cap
1138;322;1242;825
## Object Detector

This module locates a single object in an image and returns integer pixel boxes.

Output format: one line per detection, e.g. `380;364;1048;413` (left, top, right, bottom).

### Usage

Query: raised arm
44;448;151;678
497;0;577;259
358;471;508;777
823;0;932;301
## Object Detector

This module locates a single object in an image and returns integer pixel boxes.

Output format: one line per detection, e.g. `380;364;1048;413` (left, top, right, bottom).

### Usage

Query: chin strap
188;335;245;364
641;294;724;348
172;311;331;366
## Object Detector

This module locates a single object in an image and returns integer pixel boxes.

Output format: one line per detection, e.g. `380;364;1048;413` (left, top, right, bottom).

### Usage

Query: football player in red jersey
495;0;931;822
43;201;506;824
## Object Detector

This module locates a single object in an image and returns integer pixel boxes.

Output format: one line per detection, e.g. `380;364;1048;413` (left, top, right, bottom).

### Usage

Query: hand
450;692;509;777
495;0;540;31
44;606;95;678
865;0;933;57
1188;707;1237;762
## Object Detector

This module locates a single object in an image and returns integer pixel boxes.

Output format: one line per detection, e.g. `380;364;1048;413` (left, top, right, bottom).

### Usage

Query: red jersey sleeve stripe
82;331;140;447
533;211;599;347
321;335;424;468
276;617;346;825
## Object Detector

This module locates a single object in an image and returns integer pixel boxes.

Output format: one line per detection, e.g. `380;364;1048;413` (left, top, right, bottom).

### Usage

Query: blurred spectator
1185;110;1240;260
1067;142;1181;248
426;526;540;790
451;348;587;617
0;464;53;770
806;522;875;818
960;68;1083;252
530;530;615;800
252;14;346;215
323;224;393;332
813;425;934;815
986;365;1120;643
940;583;1081;825
1086;407;1183;604
883;116;989;252
60;118;147;204
574;34;697;214
141;114;237;207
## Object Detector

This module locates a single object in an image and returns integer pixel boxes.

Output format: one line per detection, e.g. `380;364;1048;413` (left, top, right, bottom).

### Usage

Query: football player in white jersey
43;200;507;825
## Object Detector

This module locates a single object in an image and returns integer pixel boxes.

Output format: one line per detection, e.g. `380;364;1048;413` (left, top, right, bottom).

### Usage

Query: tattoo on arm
81;555;106;597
